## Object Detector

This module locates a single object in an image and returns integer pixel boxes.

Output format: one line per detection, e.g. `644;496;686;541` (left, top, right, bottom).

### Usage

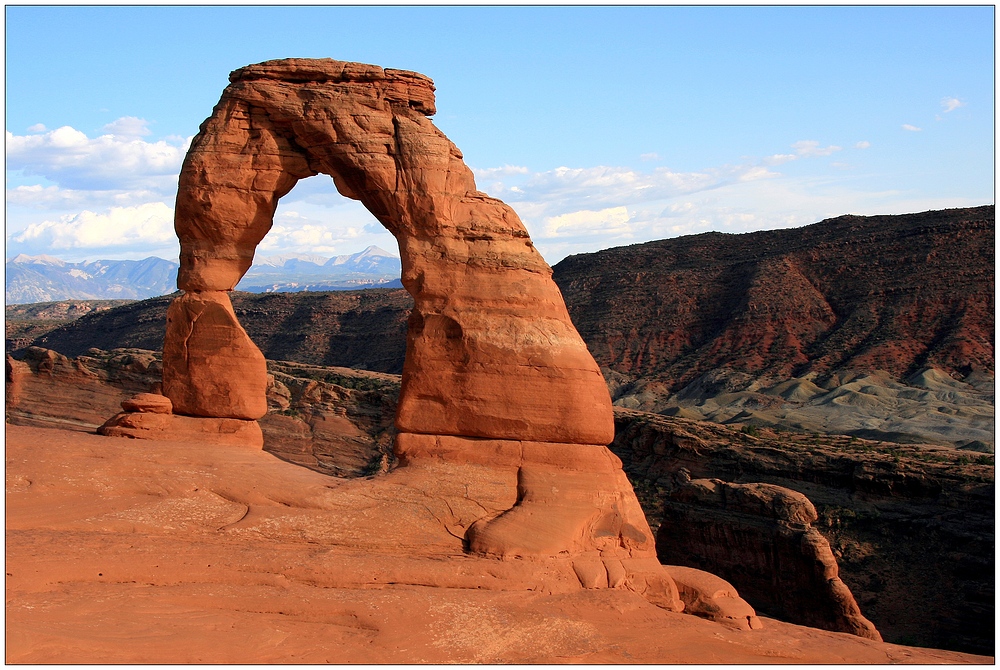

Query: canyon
14;207;994;450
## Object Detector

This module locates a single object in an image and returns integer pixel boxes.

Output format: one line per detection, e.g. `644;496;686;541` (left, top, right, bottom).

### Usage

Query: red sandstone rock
396;432;684;611
98;411;263;448
165;58;612;445
664;564;763;631
10;424;990;664
660;475;882;641
154;58;644;597
122;392;173;414
162;291;267;420
6;354;29;407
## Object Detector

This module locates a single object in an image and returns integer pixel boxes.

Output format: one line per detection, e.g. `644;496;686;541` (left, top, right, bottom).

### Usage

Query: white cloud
855;141;871;149
902;124;922;132
764;140;841;165
101;116;152;137
495;164;759;210
6;183;166;210
6;122;190;191
640;152;660;161
27;123;46;133
763;153;797;165
941;97;964;113
738;166;779;181
258;223;344;255
11;202;175;250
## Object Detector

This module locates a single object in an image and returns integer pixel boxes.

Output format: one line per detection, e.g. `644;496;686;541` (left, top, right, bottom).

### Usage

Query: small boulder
122;393;173;414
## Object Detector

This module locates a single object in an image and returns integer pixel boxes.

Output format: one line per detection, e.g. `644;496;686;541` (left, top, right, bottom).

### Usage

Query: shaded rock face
157;58;683;610
658;475;881;641
26;290;412;374
6;347;164;432
5;347;397;478
610;408;994;655
553;206;994;396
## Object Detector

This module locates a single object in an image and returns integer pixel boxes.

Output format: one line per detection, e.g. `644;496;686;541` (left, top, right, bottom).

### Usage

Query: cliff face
28;290;412;374
658;476;881;641
552;206;994;392
18;207;993;448
24;207;996;390
610;409;994;655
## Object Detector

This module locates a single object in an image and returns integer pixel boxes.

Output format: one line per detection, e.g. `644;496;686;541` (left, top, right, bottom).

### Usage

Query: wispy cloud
902;124;922;132
941;97;964;113
639;152;660;161
101;116;153;137
481;163;768;210
542;206;631;239
791;140;842;157
764;140;841;165
471;164;530;179
855;141;871;149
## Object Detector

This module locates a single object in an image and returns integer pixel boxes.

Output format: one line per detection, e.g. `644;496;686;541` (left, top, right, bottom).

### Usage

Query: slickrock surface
6;423;989;664
7;347;994;653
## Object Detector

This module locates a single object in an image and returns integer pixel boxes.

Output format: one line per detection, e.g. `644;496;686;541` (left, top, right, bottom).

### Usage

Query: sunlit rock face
167;58;613;445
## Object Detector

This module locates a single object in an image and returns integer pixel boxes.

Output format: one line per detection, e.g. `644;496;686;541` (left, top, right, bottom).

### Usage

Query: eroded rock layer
658;475;881;640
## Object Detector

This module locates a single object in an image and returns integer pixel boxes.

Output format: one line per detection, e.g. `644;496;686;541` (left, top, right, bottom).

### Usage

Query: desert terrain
6;344;995;657
6;423;990;663
5;55;992;664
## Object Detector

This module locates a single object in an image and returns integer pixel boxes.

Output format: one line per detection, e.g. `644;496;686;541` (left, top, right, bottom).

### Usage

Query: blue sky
6;5;994;265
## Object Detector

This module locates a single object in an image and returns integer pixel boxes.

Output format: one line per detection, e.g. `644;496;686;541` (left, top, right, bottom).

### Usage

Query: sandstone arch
157;59;692;610
164;58;612;446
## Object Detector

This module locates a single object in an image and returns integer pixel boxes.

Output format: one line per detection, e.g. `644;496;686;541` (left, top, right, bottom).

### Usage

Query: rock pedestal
99;393;264;448
162;291;267;420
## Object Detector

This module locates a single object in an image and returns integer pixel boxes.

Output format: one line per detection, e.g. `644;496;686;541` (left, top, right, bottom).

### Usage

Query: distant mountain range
5;255;178;304
236;246;402;293
5;246;402;304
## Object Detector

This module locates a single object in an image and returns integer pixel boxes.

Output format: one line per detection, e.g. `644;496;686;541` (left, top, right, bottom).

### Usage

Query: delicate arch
162;58;614;445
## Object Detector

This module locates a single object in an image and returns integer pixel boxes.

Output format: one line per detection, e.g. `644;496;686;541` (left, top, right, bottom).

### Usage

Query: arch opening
234;174;402;293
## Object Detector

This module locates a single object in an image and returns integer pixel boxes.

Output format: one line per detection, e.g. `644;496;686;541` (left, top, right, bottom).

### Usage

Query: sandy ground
5;423;991;664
